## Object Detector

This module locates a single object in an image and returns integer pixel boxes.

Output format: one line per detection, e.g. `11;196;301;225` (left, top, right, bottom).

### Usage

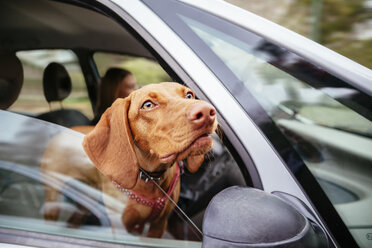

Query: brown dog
83;82;217;237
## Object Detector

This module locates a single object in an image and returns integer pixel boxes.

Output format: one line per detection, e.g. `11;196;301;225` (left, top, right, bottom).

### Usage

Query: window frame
0;227;140;248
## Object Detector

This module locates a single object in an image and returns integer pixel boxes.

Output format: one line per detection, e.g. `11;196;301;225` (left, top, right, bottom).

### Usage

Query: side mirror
202;186;328;247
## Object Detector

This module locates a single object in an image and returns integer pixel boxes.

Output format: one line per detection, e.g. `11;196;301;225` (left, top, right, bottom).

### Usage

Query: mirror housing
202;186;328;247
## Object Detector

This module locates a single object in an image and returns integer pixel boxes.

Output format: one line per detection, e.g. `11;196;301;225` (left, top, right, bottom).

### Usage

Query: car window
10;50;93;119
0;112;110;235
0;103;245;247
144;1;372;247
94;53;172;86
185;13;372;221
0;111;194;246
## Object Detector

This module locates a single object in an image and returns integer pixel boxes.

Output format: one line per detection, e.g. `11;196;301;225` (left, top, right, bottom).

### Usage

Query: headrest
0;51;24;109
43;62;72;102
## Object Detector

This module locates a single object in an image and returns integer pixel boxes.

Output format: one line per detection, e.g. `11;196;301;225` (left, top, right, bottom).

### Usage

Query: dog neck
139;167;167;182
130;162;180;201
111;163;182;222
133;142;175;182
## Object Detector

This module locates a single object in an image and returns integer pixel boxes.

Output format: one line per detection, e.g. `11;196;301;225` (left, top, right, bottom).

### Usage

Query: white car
0;0;371;247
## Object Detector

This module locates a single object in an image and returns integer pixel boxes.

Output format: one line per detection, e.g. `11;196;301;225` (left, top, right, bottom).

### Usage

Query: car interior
0;51;24;110
36;61;91;127
0;0;247;245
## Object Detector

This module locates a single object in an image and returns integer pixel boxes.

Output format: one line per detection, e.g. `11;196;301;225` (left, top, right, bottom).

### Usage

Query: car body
0;0;371;247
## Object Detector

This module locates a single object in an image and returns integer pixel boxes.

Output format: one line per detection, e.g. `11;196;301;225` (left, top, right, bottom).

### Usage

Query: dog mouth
159;133;212;164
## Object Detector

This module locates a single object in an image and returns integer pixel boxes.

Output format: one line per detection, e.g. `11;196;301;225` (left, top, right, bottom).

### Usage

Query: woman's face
115;74;137;99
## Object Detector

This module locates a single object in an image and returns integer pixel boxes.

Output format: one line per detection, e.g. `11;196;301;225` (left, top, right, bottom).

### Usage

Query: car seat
0;51;23;110
36;62;90;127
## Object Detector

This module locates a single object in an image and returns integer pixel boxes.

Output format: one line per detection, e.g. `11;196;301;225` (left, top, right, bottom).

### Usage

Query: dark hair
93;68;131;123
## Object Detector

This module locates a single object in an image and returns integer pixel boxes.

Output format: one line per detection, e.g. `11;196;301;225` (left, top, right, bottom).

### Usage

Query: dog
83;82;217;237
41;82;217;238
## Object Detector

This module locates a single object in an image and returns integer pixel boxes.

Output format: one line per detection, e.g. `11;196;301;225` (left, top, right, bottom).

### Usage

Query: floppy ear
186;155;205;173
82;97;138;189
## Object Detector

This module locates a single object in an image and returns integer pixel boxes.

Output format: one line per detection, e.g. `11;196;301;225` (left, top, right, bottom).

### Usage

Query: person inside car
92;67;137;125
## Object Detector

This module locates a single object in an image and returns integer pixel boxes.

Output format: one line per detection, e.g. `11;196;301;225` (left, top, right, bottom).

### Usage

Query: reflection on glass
0;111;245;247
181;15;372;247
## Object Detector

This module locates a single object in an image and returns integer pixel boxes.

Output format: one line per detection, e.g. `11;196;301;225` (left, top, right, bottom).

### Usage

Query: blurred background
226;0;372;69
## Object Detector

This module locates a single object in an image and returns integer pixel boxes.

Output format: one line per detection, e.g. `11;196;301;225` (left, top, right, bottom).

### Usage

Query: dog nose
187;102;216;127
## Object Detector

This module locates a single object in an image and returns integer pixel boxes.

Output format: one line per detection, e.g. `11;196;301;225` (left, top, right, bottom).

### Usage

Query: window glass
190;17;372;248
93;53;172;87
0;100;245;247
10;50;93;119
143;2;372;246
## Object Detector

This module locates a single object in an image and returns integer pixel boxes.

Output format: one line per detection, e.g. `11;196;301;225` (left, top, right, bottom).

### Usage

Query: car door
1;0;371;247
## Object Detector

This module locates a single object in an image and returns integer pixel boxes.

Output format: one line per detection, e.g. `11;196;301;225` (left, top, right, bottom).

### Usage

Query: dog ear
82;97;138;189
186;155;205;173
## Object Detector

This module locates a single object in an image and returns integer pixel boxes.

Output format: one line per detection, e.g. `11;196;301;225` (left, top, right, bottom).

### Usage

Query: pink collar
112;161;183;221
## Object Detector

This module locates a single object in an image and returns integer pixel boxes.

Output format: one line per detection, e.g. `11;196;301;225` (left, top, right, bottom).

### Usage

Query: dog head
83;82;218;189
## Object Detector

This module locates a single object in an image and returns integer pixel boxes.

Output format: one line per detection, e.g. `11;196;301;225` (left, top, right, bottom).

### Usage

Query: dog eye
185;91;194;99
141;100;155;109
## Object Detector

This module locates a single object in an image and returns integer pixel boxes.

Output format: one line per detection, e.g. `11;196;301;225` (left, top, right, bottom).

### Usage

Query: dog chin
159;134;213;164
177;135;213;161
159;135;213;164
